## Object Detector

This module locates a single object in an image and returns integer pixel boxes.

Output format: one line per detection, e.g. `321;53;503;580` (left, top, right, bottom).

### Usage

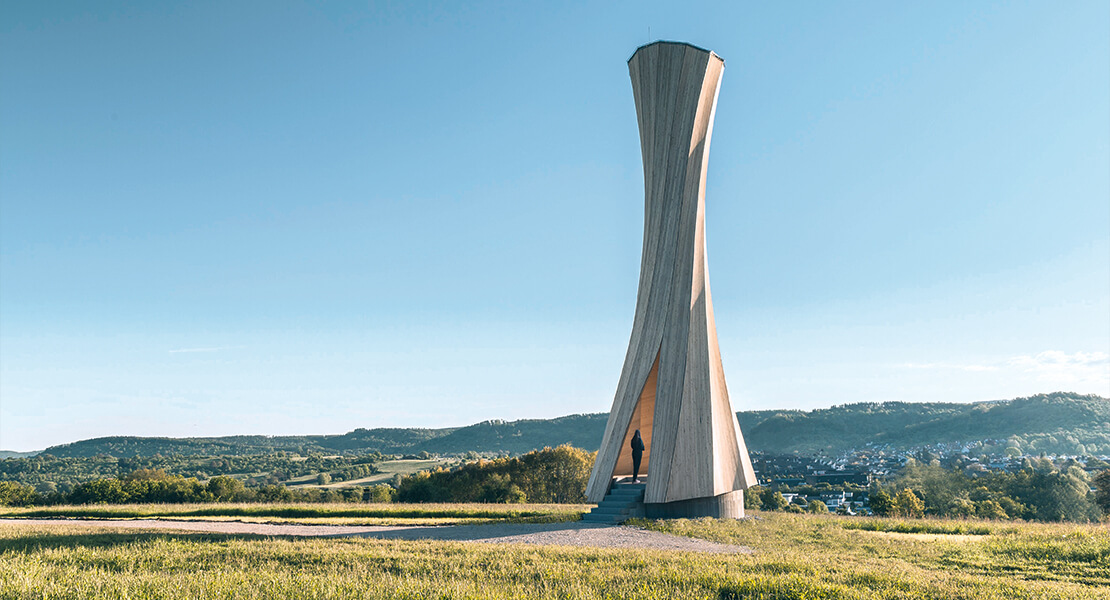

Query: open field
285;458;450;489
0;511;1107;599
0;502;587;526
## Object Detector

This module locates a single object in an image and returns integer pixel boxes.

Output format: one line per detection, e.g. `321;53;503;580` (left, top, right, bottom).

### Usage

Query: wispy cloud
899;351;1109;393
1007;351;1109;385
899;362;997;372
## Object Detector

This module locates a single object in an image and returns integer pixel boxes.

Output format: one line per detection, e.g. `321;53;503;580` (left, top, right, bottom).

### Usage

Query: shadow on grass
0;529;297;554
343;520;625;542
3;506;577;520
0;519;618;551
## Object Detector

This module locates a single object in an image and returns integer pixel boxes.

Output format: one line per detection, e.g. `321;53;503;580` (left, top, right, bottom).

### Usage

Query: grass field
0;502;586;526
0;510;1106;598
286;458;450;489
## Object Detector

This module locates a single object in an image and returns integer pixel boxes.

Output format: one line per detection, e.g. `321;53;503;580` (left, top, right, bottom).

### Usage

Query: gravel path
0;518;750;554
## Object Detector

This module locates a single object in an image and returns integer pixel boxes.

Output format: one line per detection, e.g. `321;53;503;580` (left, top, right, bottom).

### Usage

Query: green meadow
1;510;1107;599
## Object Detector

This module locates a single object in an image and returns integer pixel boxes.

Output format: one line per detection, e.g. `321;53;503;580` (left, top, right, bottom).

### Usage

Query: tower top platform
628;40;723;64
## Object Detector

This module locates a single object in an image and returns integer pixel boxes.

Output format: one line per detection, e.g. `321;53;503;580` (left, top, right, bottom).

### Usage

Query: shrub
366;484;396;503
0;481;37;506
395;445;594;504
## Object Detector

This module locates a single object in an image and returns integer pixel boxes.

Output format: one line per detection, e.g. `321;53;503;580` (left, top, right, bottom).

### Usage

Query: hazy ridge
22;392;1108;458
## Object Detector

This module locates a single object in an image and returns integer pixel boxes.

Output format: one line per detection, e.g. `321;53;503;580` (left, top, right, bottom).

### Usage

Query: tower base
644;490;745;519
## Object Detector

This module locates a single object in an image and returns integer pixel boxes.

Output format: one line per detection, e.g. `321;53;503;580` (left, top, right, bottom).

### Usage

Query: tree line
0;446;595;507
1;444;1106;523
875;457;1103;521
750;457;1108;522
0;452;383;493
0;468;397;507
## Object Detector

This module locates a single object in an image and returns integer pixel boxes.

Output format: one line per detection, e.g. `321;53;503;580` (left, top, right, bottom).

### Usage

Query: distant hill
35;392;1108;458
0;450;39;459
739;392;1109;456
39;414;608;458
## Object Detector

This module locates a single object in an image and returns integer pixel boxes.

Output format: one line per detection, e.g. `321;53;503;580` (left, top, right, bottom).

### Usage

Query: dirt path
0;518;750;554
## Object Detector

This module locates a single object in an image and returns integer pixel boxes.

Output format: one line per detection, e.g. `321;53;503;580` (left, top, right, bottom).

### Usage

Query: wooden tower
585;41;757;518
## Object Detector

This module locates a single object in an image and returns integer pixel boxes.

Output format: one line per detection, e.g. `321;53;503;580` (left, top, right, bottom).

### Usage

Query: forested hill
34;392;1108;458
38;415;606;458
739;392;1109;456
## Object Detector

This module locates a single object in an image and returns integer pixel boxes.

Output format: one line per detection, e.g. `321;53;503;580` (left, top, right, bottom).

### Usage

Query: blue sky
2;1;1107;451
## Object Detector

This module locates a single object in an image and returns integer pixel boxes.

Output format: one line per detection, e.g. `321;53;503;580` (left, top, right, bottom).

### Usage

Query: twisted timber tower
586;41;756;519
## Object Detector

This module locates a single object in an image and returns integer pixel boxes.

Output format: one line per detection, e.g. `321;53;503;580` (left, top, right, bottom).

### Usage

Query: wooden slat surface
586;42;756;504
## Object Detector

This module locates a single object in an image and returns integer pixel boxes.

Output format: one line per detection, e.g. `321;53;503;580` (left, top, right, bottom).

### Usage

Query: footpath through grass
1;511;1107;599
0;502;588;526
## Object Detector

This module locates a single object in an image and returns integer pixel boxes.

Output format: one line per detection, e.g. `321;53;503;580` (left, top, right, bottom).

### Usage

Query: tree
394;446;592;504
869;489;894;516
893;462;962;515
997;496;1029;520
760;488;788;511
806;500;828;514
317;473;332;485
1008;468;1100;522
366;484;396;503
744;486;764;510
70;479;129;504
893;489;924;518
541;445;594;503
207;476;246;502
0;481;37;506
122;469;170;482
256;484;293;503
1086;457;1109;470
1094;469;1110;516
946;497;976;518
975;500;1008;520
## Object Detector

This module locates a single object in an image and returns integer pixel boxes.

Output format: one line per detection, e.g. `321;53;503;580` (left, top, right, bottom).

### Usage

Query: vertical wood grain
587;42;756;504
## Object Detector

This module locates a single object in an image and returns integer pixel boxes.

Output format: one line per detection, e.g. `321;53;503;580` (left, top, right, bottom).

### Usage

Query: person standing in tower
631;430;645;483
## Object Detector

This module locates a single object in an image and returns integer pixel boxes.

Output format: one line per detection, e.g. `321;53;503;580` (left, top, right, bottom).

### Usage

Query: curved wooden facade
586;41;757;507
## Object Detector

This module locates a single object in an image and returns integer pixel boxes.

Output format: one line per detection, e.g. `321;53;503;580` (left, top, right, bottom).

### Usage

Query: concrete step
584;479;648;524
608;488;645;497
581;513;625;523
594;503;639;512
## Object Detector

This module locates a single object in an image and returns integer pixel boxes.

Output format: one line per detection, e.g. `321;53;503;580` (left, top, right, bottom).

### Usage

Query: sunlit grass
0;512;1106;598
634;512;1110;589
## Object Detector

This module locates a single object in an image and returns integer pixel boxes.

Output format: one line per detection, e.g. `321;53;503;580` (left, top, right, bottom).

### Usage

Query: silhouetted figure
631;429;645;483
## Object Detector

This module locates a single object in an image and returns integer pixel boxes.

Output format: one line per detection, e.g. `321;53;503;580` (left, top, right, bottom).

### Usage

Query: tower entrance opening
611;354;658;480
